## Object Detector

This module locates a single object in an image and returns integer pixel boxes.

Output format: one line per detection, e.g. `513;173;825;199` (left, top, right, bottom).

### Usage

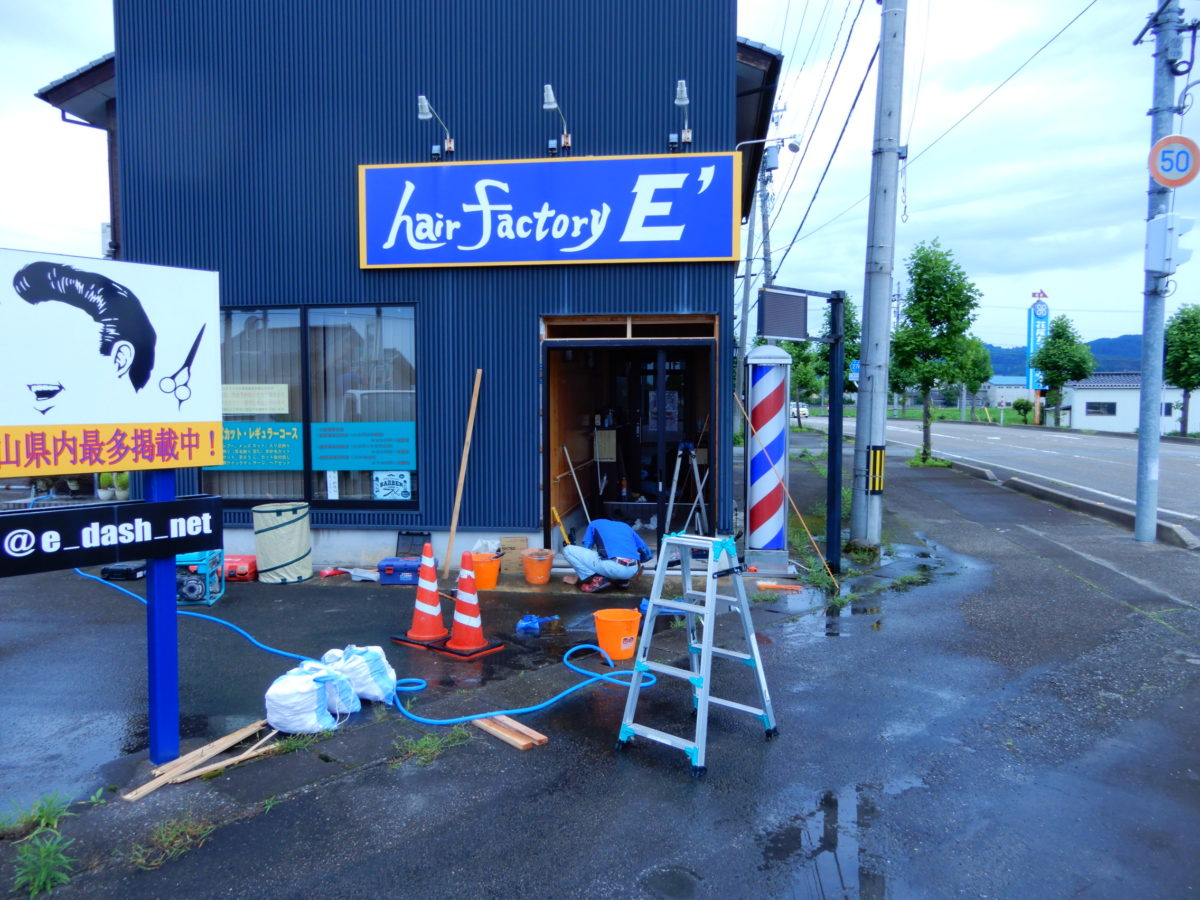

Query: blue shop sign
359;153;740;268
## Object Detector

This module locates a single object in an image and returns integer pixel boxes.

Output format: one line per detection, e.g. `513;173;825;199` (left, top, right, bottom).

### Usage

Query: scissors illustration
159;324;205;407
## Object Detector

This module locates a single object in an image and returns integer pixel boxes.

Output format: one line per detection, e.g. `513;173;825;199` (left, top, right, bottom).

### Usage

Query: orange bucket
593;608;642;660
471;553;501;590
521;548;553;585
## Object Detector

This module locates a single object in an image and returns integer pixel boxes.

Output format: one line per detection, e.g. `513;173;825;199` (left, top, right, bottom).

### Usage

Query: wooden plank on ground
125;719;268;801
471;716;534;750
150;719;268;777
492;715;548;745
171;731;279;783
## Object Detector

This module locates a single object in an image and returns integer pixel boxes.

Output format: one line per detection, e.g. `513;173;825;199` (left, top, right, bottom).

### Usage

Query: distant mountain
984;334;1142;376
984;344;1028;376
1086;334;1142;371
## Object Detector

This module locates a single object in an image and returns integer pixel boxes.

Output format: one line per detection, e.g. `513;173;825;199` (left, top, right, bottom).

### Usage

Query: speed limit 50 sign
1150;134;1200;188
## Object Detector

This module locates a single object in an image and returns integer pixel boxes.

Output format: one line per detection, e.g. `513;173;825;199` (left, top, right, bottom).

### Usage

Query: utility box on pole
1145;211;1194;275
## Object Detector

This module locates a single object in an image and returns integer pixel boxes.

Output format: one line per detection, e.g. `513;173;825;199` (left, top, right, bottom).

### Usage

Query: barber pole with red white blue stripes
744;344;792;575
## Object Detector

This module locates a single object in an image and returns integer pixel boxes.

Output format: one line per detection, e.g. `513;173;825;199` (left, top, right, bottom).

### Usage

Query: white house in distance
1060;372;1184;435
984;375;1033;408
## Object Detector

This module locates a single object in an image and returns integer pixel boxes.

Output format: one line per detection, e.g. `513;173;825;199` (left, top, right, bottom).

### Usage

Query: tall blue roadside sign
1026;292;1050;390
359;153;740;268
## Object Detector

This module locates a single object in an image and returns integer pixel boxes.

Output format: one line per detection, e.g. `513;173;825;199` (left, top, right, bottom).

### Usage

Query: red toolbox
225;554;258;582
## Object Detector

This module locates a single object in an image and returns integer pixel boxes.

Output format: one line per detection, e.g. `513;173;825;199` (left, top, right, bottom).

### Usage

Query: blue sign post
359;153;740;268
1026;294;1050;390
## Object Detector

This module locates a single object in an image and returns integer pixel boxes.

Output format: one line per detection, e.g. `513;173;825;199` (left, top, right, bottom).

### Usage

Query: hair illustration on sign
9;261;204;417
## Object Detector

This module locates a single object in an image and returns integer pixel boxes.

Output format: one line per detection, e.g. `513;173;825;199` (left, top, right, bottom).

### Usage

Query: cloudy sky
1;1;1196;347
737;0;1200;346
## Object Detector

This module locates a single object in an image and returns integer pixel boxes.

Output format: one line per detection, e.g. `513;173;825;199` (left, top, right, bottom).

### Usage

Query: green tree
1165;304;1200;436
890;240;982;459
812;298;862;395
780;339;821;404
1029;315;1095;426
958;336;994;420
889;353;916;416
1012;397;1033;424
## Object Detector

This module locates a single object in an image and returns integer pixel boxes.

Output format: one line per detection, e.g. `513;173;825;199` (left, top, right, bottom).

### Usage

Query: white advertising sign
0;248;223;474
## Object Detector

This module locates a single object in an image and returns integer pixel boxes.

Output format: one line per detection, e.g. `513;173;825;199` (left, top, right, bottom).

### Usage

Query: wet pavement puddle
756;784;889;897
759;544;946;644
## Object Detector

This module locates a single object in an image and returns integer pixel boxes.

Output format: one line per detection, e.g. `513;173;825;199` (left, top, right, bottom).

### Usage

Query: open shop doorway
543;321;716;554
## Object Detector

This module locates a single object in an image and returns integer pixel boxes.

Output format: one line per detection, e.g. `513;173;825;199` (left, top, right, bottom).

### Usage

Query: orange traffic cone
433;551;504;659
390;543;449;649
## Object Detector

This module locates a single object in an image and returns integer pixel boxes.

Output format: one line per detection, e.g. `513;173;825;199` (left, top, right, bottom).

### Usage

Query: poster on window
0;248;223;474
372;470;412;500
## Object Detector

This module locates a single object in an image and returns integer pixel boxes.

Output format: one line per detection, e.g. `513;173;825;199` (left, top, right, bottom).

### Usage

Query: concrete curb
1002;476;1200;550
949;460;998;483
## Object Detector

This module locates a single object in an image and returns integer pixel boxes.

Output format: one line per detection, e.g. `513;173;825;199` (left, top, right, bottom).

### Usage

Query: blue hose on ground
74;567;309;662
389;644;655;726
77;567;652;725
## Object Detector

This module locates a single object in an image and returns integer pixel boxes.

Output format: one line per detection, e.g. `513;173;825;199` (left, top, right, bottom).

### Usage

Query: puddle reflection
757;784;886;898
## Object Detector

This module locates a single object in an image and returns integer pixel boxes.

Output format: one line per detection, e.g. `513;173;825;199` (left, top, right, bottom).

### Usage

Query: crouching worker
563;518;654;593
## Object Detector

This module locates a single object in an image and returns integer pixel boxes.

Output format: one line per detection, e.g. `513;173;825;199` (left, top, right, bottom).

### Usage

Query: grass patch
751;591;781;603
125;816;214;870
906;455;953;468
844;545;877;567
2;794;74;840
12;831;74;897
271;731;333;755
891;572;932;591
390;725;471;768
798;554;839;596
793;448;829;477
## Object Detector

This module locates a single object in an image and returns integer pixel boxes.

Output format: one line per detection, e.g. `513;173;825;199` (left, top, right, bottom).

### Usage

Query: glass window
1085;402;1116;416
202;310;304;499
308;307;417;505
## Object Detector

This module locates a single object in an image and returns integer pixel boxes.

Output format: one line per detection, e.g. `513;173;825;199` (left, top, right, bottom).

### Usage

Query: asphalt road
3;432;1199;897
816;416;1200;525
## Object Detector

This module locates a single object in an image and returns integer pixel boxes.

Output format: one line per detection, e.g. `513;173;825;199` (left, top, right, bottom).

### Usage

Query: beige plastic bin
252;502;313;584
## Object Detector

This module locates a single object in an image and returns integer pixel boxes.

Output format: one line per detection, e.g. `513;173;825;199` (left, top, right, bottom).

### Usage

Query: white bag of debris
292;660;361;715
265;667;337;734
321;645;397;703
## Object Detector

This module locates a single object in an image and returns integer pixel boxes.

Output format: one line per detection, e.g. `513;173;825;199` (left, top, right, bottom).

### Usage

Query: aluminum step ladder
616;532;777;777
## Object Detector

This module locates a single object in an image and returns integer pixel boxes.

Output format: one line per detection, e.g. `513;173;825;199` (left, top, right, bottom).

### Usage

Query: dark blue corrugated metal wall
113;0;736;532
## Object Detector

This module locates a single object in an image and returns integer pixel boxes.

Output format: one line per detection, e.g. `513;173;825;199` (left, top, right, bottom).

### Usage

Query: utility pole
1135;0;1185;541
849;0;907;550
826;291;847;574
759;164;774;288
735;191;758;421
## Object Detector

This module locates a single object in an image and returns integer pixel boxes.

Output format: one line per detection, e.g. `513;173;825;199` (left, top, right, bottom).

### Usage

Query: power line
905;0;1102;167
775;44;879;273
780;0;836;102
795;0;858;145
770;0;1103;258
773;0;869;232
